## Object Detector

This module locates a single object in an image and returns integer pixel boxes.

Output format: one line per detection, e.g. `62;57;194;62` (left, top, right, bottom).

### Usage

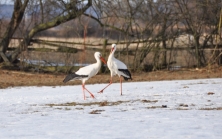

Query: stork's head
94;52;106;64
111;44;116;53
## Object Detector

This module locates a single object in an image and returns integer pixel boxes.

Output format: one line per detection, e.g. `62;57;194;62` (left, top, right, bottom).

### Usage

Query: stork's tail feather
63;73;88;83
122;76;133;81
119;69;132;81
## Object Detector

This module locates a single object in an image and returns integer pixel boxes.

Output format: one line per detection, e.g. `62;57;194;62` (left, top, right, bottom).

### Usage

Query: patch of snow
0;78;222;139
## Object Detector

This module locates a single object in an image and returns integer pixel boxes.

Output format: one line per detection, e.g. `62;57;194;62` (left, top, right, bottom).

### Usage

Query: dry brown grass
46;100;130;107
0;66;222;89
199;107;222;110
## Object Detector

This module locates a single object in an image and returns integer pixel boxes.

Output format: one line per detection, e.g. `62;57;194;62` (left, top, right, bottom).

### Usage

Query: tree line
0;0;221;71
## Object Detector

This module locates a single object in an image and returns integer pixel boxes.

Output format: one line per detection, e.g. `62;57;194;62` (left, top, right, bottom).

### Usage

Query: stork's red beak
100;57;107;64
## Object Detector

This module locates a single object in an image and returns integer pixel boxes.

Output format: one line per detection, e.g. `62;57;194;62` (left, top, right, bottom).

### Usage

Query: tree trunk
0;0;29;63
100;39;108;73
194;35;201;67
132;42;140;71
162;39;167;68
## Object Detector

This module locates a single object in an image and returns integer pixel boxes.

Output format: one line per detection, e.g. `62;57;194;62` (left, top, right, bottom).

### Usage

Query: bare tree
0;0;92;64
174;0;220;67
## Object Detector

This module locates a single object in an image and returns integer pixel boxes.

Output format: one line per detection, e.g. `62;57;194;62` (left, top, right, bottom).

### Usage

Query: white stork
98;44;132;95
63;52;106;100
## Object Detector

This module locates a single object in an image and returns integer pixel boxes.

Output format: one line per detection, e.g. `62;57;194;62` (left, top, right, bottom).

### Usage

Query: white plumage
63;52;106;100
99;44;132;95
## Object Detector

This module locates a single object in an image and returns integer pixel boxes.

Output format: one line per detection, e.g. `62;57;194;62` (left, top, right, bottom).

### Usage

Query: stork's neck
95;57;102;67
109;51;115;60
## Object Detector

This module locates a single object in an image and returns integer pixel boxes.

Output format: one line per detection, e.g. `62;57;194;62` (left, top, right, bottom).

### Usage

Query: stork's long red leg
82;84;86;100
83;84;95;98
120;77;122;95
98;77;113;93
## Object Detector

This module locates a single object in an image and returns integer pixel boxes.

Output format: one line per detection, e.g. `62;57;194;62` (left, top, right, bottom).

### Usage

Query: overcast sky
1;0;14;5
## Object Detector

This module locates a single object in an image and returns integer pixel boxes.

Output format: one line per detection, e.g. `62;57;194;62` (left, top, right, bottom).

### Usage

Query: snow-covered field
0;78;222;139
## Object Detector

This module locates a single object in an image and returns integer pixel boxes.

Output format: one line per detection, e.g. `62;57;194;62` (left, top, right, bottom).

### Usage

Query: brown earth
0;66;222;89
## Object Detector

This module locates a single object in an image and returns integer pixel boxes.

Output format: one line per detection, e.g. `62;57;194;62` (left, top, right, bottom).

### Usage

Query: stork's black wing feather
118;69;132;81
63;73;88;83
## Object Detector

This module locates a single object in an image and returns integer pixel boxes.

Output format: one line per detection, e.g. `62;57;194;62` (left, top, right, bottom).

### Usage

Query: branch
28;0;92;39
83;13;135;37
